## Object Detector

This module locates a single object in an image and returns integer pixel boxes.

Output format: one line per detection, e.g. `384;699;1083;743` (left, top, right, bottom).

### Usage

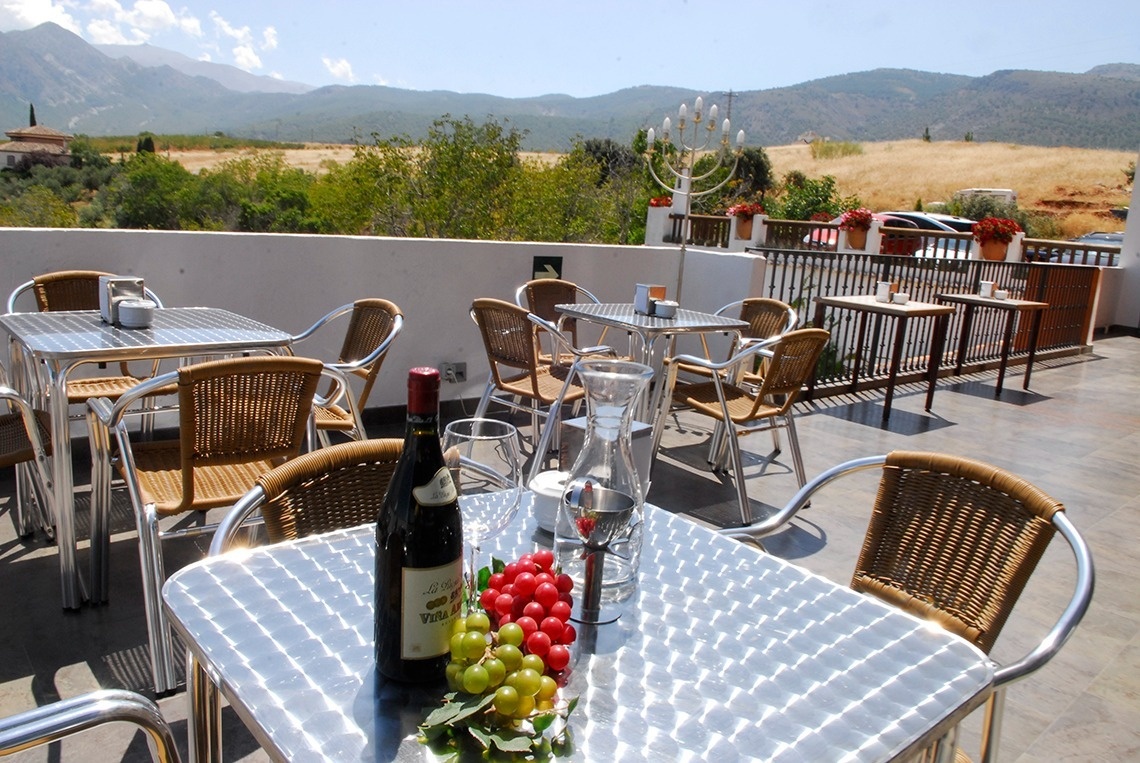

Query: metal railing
659;214;1122;266
751;247;1098;391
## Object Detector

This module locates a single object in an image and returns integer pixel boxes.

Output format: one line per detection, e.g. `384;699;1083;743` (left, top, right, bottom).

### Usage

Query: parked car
805;213;922;254
1049;232;1123;265
880;211;977;233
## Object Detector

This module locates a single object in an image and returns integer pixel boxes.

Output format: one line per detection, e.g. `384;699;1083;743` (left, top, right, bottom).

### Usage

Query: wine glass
442;418;522;608
563;477;636;624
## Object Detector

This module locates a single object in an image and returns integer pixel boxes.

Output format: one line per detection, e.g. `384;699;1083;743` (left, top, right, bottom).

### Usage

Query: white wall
0;229;767;409
1113;149;1140;332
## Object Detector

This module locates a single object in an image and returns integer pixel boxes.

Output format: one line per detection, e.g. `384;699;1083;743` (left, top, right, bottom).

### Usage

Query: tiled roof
5;124;73;140
0;140;69;155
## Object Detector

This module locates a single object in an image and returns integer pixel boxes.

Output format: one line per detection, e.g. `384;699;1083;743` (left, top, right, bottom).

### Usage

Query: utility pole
720;90;736;122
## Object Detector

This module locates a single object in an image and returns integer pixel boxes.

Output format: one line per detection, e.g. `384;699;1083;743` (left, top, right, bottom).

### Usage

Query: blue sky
2;0;1138;98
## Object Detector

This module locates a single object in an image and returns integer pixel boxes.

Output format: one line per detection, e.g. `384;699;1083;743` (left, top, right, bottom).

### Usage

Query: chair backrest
6;269;165;313
853;450;1061;653
472;297;542;390
31;269;111;311
335;298;403;410
257;438;403;543
738;298;797;341
517;278;600;348
0;385;51;470
750;328;830;417
175;356;324;511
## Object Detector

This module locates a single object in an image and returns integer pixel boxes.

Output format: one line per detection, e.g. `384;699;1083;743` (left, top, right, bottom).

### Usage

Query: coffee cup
528;470;569;534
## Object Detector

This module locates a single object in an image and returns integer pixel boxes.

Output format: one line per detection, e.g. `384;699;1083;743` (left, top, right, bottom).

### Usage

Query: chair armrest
209;487;268;556
5;280;34;314
90;369;181;427
993;511;1095;687
527;313;616;360
324;314;404;374
721;454;887;540
667;336;778;374
290;303;354;345
0;689;180;762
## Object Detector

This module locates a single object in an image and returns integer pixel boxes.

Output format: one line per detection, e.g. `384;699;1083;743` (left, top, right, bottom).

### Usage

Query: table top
164;500;993;762
556;302;747;337
0;307;292;361
936;293;1049;310
814;293;956;318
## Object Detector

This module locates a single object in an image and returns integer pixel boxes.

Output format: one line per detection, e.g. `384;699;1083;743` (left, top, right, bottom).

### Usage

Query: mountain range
3;22;1140;152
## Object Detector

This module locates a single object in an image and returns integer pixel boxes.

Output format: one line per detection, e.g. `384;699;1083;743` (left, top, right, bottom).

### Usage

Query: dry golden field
168;139;1134;238
767;140;1133;238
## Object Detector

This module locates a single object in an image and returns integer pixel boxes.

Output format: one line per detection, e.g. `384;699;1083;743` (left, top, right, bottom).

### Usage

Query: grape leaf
421;691;494;726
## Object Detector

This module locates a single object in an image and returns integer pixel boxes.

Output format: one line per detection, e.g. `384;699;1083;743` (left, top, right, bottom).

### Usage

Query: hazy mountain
2;22;1139;152
95;43;313;95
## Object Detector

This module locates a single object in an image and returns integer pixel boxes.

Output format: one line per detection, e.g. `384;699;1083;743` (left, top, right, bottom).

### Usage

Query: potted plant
972;217;1023;260
649;196;673;208
838;207;874;250
726;202;765;239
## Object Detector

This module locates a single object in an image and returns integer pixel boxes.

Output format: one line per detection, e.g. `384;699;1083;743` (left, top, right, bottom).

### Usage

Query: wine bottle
375;367;464;683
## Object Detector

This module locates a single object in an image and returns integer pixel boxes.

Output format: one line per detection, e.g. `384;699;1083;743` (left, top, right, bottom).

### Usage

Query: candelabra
644;96;745;300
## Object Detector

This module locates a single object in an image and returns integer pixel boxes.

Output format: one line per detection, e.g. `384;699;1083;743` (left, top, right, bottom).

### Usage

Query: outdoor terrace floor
1;334;1138;761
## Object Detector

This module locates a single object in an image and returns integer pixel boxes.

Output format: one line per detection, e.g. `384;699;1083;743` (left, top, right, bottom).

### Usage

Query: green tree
505;148;606;242
309;139;415;235
106;153;196;229
581;138;641;187
0;186;77;227
771;172;859;220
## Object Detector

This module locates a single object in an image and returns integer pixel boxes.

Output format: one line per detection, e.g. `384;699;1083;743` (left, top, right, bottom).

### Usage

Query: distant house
0;124;73;168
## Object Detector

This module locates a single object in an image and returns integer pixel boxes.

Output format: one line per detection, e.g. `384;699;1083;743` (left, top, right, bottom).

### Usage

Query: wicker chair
682;298;798;385
86;355;344;694
290;299;403;444
209;437;403;554
0;377;54;539
654;328;830;525
515;278;626;362
0;689;180;762
723;451;1095;763
471;298;590;444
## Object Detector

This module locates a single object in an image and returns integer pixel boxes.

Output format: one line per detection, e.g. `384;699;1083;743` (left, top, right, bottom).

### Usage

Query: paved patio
1;334;1138;761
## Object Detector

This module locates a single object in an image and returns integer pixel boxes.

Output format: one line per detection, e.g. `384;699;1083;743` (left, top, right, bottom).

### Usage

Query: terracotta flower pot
846;228;868;250
981;240;1008;261
736;216;753;240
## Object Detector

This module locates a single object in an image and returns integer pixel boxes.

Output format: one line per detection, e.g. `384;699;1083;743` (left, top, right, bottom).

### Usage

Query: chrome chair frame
290;299;403;445
0;689;180;762
86;358;357;695
723;453;1095;763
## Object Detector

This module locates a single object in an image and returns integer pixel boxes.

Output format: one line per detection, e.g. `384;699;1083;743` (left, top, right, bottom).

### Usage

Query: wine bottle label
411;467;458;506
400;559;463;660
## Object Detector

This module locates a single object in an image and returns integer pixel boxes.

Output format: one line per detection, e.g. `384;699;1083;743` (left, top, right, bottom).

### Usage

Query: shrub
809;140;863;160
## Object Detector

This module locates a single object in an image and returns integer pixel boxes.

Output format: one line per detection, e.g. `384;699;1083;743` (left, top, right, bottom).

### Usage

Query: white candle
722;118;730;136
736;129;745;148
679;104;687;123
694;96;703;116
663;117;671;138
646;127;655;147
708;104;717;122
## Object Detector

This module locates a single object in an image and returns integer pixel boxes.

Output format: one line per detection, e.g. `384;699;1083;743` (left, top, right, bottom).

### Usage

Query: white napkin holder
634;283;667;315
99;276;146;325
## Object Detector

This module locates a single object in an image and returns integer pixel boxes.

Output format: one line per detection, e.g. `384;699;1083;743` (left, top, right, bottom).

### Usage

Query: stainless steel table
554;302;747;421
935;293;1049;394
165;499;994;763
0;307;292;608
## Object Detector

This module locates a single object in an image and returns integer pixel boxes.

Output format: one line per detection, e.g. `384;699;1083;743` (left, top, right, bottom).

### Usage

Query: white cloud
0;0;81;33
232;44;261;71
86;16;143;44
322;56;355;82
209;10;252;46
261;26;277;51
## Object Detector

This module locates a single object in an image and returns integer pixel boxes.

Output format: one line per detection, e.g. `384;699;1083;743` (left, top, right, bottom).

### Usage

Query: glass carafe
555;359;653;621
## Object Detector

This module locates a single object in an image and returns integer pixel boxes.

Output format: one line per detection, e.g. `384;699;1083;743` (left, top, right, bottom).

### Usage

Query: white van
954;188;1017;204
